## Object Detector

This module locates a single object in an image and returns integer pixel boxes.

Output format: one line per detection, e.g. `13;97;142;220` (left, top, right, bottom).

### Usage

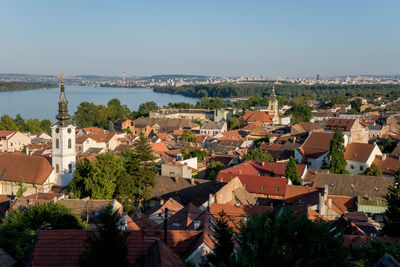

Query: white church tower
51;73;76;186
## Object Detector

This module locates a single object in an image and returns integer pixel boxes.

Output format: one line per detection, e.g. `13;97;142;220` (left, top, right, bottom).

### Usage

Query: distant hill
0;81;57;92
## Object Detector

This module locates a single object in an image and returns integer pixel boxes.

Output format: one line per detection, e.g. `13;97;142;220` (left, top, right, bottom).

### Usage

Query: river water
0;86;199;121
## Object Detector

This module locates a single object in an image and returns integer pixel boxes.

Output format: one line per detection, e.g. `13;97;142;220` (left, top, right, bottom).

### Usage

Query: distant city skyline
1;0;399;77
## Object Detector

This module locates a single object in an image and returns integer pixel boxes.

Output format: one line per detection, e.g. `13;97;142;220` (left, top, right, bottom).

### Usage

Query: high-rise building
51;73;76;186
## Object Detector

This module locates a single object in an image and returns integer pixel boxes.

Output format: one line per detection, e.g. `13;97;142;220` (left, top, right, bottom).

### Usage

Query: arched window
56;164;60;173
68;138;72;149
56;138;59;149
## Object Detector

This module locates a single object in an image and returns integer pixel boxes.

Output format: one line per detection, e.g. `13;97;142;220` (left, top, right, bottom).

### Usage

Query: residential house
200;121;227;137
344;142;382;174
133;118;199;136
113;119;135;133
0;131;31;152
324;118;369;143
161;162;194;178
217;160;307;180
294;131;344;169
313;173;393;198
373;154;400;177
368;125;390;140
290;122;326;135
75;130;118;154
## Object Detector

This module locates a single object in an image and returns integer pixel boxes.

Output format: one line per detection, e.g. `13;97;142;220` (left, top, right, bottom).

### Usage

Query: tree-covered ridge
0;81;56;92
154;83;400;100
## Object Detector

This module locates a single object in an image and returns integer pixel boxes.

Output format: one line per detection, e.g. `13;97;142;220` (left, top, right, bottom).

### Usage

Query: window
244;184;247;189
68;164;72;173
56;139;59;149
56;164;60;173
351;165;354;169
78;146;82;151
68;138;72;149
261;186;265;190
67;128;72;134
360;166;364;171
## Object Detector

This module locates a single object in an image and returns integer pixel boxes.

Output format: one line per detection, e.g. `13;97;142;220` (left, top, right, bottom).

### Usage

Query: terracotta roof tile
242;111;272;123
150;142;169;153
344;143;375;162
30;230;203;266
300;132;334;159
373;155;400;176
324;118;356;131
0;153;52;184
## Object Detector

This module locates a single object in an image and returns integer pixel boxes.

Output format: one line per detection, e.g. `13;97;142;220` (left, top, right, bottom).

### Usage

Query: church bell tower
268;86;280;124
51;73;76;186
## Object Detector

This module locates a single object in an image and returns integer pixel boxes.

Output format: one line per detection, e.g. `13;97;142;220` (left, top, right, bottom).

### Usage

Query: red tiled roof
150;142;169;153
344;143;375;162
300;132;334;159
0;130;17;138
324;118;356;132
284;185;319;204
307;208;328;222
210;203;272;231
373;155;400;176
30;230;203;266
217;174;288;197
218;160;306;178
327;195;356;215
0;153;52;184
242;110;273;123
23;192;64;201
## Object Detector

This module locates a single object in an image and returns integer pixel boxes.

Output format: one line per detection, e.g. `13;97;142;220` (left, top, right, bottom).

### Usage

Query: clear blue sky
1;0;399;77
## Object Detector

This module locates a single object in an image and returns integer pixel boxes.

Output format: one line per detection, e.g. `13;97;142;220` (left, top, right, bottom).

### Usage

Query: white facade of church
51;74;76;187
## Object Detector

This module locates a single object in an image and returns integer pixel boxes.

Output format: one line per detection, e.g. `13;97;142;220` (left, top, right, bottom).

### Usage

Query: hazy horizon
1;0;399;77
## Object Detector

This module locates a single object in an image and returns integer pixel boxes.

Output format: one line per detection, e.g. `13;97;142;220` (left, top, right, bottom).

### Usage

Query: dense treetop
0;81;56;92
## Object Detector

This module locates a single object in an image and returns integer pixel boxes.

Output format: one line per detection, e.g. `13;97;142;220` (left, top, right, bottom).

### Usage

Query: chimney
382;153;386;161
238;170;242;174
261;162;265;166
160;198;165;205
328;198;332;209
190;178;195;185
173;176;179;182
208;193;213;209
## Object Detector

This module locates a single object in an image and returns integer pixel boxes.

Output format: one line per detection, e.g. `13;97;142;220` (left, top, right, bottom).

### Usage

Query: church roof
0;153;52;185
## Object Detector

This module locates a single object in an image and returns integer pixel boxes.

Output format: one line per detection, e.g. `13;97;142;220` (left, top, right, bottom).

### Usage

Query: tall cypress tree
285;156;301;185
385;165;400;236
329;129;348;174
79;207;129;267
203;211;235;267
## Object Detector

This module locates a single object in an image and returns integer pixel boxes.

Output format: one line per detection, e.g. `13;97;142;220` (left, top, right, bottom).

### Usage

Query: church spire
271;85;277;101
56;72;71;126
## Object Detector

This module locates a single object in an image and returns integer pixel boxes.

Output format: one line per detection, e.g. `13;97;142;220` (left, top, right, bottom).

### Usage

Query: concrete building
0;131;31;152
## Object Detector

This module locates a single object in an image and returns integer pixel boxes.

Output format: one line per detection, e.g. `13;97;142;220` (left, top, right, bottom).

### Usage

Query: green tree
74;102;106;128
203;211;235;267
24;118;43;134
206;161;225;180
79;206;129;267
0;114;18;131
0;202;86;265
242;148;274;162
116;133;156;209
16;179;27;198
14;114;27;131
384;165;400;236
364;163;383;176
285;156;301;185
285;103;312;124
350;98;362;112
107;98;130;122
138;101;159;117
227;116;241;130
196;97;227;109
164;102;194;109
253;135;270;148
39;119;52;135
351;238;400;266
379;137;396;153
235;209;347;267
180;130;197;143
70;154;126;199
329;129;348;174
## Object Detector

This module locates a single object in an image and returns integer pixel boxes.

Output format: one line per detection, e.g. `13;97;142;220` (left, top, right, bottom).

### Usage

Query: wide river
0;86;199;121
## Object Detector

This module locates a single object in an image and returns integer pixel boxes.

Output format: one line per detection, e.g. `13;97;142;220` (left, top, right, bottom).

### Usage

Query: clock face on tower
56;128;60;133
68;128;72;133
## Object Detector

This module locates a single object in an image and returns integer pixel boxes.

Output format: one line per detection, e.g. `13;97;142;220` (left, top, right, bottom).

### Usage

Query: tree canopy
329;129;348;174
285;156;302;185
385;165;400;236
206;161;225;180
180;130;197;143
242;148;274;163
0;202;86;265
364;163;383;176
79;206;129;267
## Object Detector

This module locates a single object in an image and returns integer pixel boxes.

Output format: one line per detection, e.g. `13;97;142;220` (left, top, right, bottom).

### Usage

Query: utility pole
164;208;169;245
